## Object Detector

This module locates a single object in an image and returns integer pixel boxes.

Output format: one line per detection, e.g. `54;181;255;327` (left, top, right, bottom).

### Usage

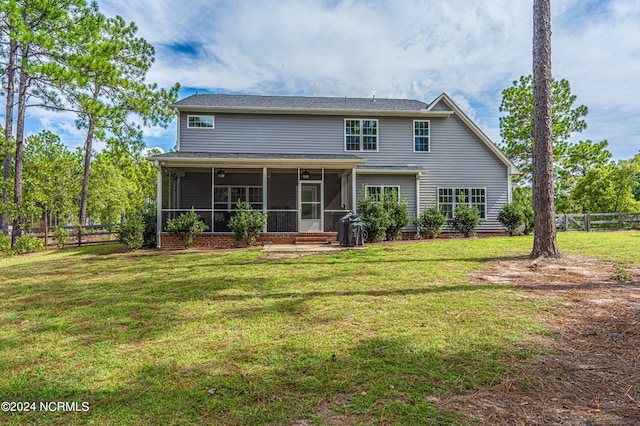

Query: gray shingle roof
147;151;364;162
172;94;428;112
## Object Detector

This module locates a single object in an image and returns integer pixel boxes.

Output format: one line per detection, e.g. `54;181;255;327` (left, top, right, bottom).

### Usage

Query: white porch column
507;168;513;203
156;161;162;248
321;168;325;231
416;173;421;217
211;167;215;232
262;167;268;232
416;173;421;237
351;168;357;212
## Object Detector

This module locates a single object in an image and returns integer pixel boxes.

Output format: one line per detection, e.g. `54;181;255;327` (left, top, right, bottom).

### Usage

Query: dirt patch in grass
446;253;640;425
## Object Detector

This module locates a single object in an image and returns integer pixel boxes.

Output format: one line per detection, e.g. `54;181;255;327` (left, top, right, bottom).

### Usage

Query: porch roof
356;165;428;174
147;151;367;168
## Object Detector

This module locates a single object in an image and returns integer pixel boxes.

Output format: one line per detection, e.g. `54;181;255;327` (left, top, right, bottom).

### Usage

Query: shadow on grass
0;333;519;425
0;242;535;424
3;267;497;349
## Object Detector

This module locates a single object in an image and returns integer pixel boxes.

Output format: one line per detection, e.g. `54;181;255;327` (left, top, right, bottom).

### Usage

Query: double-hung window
365;185;400;202
345;119;378;151
214;186;263;210
413;120;430;152
438;187;486;219
470;188;486;219
187;115;214;128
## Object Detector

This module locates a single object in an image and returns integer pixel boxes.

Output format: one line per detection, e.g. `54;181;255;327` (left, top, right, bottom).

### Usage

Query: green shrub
497;202;524;236
357;196;391;242
141;203;157;247
118;214;145;249
415;207;446;239
357;190;410;242
0;233;10;254
452;205;482;237
164;208;209;248
228;201;267;246
521;204;534;235
52;227;69;249
513;187;534;235
11;235;46;255
384;190;410;240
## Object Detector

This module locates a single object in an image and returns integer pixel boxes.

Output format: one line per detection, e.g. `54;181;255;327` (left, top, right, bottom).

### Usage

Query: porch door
300;182;322;232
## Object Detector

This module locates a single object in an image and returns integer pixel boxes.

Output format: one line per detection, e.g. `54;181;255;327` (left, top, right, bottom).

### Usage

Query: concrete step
295;236;334;244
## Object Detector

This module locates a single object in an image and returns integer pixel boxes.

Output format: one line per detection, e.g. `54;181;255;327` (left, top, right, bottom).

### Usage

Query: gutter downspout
351;168;357;213
263;167;268;232
507;166;513;203
416;173;422;237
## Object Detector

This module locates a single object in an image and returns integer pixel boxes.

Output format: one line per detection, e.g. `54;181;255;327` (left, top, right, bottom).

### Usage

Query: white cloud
143;146;165;156
3;0;638;160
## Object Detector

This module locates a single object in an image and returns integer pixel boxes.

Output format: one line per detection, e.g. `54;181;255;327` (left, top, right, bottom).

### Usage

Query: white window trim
413;119;430;153
214;185;262;210
365;184;401;201
437;187;487;219
187;114;215;129
344;118;379;152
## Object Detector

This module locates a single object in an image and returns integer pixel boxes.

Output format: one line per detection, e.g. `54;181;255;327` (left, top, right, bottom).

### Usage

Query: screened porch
159;167;356;233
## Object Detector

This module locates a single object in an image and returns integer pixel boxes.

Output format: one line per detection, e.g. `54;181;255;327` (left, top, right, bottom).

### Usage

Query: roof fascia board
356;169;426;175
172;105;453;118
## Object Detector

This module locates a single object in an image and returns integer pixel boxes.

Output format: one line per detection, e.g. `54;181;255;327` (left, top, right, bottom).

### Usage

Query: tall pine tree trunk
11;45;29;246
1;40;17;233
78;118;95;228
531;0;560;258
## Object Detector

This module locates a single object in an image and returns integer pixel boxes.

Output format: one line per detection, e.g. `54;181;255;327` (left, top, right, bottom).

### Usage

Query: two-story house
148;93;519;248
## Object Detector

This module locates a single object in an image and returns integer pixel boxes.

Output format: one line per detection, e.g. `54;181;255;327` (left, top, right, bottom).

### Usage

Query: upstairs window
413;120;430;152
438;187;486;219
345;119;378;151
187;115;214;128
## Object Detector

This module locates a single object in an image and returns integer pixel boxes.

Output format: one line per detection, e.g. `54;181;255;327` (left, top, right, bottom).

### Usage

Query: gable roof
173;94;428;111
171;94;454;118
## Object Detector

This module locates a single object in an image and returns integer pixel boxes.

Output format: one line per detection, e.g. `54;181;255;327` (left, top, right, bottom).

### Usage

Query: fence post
618;213;623;230
563;214;568;232
44;210;49;249
585;214;591;232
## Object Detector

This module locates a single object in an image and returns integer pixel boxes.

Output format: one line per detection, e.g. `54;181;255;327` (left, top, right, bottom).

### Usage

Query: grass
0;231;637;425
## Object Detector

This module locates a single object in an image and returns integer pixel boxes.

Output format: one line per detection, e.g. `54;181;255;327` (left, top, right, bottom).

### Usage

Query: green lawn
1;232;638;425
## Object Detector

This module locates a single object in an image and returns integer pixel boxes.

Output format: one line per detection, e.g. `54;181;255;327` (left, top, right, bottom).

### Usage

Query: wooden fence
26;224;120;247
555;213;640;232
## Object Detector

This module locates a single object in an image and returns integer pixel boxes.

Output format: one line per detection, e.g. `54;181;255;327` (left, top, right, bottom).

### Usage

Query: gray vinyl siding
177;108;511;232
428;100;452;112
356;174;417;232
417;114;508;232
180;112;344;154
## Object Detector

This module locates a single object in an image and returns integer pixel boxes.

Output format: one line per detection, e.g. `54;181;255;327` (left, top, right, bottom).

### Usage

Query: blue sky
3;0;639;160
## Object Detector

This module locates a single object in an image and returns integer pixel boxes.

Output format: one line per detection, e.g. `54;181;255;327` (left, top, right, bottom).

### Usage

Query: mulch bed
445;253;640;425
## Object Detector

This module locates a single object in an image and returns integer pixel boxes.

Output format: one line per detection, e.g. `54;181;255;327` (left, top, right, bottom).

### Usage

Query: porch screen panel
214;187;229;210
248;187;263;209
